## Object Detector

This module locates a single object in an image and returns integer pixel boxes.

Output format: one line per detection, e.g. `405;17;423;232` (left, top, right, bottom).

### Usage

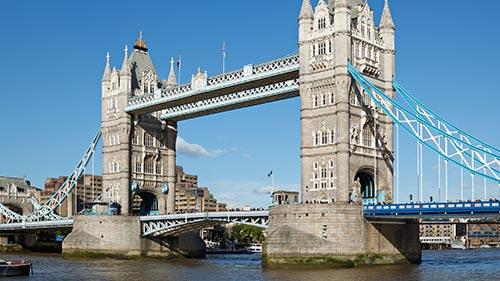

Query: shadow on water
0;250;499;281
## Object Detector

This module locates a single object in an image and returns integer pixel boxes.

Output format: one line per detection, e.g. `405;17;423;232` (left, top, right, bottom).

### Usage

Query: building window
132;131;139;145
156;161;162;175
313;162;319;170
314;95;319;107
318;18;326;30
363;92;371;106
329;160;334;169
322;94;327;106
330;130;335;144
318;42;326;55
328;40;332;54
135;160;142;173
350;92;357;106
362;124;373;147
321;131;328;145
331;92;335;104
145;158;154;174
315;132;320;146
321;167;327;179
321;182;327;189
144;132;154;147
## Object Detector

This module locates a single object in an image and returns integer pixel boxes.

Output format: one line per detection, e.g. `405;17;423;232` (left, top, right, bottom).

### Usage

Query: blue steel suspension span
348;64;500;184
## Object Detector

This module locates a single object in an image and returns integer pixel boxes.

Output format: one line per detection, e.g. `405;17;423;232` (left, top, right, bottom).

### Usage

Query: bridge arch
354;167;376;204
133;191;159;216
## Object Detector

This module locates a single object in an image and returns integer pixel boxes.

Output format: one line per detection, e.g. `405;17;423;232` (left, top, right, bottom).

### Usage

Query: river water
1;249;499;281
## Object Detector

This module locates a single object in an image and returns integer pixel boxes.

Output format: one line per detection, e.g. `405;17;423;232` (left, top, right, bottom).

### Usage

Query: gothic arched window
144;132;154;147
362;124;373;147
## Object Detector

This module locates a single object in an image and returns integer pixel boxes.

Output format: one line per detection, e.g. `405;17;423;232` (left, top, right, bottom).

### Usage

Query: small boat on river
0;260;32;276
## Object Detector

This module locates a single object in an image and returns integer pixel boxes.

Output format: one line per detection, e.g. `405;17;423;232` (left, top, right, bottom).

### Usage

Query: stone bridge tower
299;0;395;205
101;34;177;215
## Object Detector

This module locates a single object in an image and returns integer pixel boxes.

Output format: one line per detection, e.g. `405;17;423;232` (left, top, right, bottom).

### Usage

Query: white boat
245;243;262;253
450;240;466;250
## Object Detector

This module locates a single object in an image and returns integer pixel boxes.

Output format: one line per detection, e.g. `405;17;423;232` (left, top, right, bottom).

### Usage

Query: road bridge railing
364;201;500;218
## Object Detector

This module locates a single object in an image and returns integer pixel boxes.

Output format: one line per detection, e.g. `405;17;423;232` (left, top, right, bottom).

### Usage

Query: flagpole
222;41;226;74
272;169;275;188
178;55;182;84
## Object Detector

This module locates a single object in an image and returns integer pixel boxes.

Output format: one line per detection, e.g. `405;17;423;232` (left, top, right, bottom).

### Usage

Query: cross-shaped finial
139;30;143;40
106;52;110;64
124;45;128;57
170;57;174;66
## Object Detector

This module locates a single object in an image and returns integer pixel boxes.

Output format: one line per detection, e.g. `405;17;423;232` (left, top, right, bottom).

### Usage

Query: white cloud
176;137;216;158
176;137;240;158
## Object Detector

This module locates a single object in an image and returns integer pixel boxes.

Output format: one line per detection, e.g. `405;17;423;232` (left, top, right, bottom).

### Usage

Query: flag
176;55;182;68
267;170;273;178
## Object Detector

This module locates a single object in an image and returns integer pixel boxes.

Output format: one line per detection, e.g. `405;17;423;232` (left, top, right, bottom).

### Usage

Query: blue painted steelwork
348;64;500;183
364;201;500;217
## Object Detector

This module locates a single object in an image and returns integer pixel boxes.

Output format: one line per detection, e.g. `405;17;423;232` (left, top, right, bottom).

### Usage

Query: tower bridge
0;0;499;267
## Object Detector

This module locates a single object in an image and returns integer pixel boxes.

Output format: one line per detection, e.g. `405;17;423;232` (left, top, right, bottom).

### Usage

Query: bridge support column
62;216;205;258
166;121;177;214
263;204;421;268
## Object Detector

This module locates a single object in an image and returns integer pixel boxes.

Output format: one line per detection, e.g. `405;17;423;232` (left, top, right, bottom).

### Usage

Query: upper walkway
125;55;299;119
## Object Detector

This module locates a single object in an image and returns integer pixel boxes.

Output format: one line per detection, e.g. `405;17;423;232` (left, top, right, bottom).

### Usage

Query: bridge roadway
1;201;498;234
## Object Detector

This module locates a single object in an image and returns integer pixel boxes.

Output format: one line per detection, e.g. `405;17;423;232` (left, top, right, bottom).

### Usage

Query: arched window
321;131;328;145
322;94;327;106
314;95;319;107
330;130;336;144
362;124;373;147
315;132;320;146
350;92;357;106
318;42;326;55
155;160;162;175
144;132;154;147
318;18;326;30
144;157;154;174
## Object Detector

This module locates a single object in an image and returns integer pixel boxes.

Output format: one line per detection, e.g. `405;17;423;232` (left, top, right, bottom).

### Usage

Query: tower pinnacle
166;57;177;87
380;0;395;29
102;52;111;82
299;0;314;20
134;31;148;52
120;45;131;76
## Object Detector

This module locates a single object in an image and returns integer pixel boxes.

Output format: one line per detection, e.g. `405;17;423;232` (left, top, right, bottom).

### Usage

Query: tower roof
380;0;395;29
299;0;314;20
102;52;111;82
128;33;158;90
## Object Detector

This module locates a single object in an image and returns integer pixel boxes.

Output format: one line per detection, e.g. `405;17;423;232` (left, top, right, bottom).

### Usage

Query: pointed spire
102;52;111;82
380;0;395;29
120;45;131;76
166;57;177;86
299;0;314;20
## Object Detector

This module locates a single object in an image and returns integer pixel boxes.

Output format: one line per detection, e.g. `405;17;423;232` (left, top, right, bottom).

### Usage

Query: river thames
2;249;499;280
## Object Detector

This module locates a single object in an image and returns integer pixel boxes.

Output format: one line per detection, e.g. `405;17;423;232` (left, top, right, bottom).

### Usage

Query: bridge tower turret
100;34;176;216
299;0;395;205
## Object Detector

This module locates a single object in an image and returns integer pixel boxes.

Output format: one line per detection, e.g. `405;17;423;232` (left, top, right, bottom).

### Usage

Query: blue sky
0;0;498;208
